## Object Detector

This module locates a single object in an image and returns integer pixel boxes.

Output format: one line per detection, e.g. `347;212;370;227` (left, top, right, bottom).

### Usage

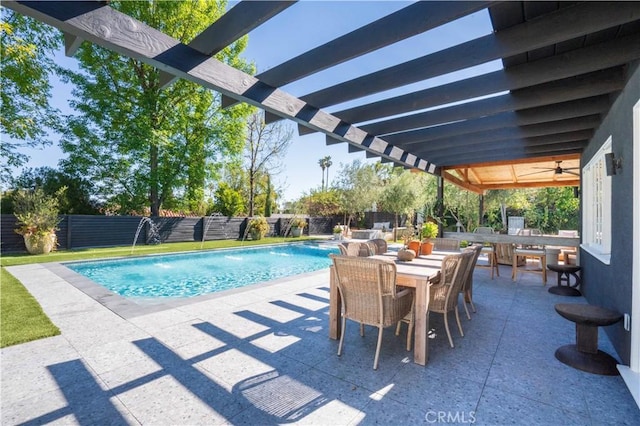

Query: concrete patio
2;259;638;425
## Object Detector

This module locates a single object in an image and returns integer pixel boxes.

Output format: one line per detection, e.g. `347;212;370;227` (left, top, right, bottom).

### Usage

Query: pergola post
479;194;485;227
437;175;444;238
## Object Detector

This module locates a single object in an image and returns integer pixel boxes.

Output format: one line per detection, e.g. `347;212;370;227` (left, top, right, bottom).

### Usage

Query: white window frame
581;136;612;264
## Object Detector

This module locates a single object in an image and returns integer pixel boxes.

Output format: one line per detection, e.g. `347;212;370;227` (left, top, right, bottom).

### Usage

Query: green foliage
0;10;62;182
379;170;427;230
12;187;63;237
8;166;100;214
300;189;342;217
213;182;244;217
1;268;60;347
422;221;438;239
290;217;307;229
333;160;389;226
59;1;254;215
247;215;269;239
264;175;273;217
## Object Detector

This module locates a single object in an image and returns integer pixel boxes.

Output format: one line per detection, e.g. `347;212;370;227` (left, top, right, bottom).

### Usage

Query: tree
9;166;100;214
264;174;273;217
300;189;342;217
243;112;292;216
379;170;427;233
333;160;389;227
58;1;254;216
213;182;244;217
318;155;332;190
0;10;62;182
318;158;326;190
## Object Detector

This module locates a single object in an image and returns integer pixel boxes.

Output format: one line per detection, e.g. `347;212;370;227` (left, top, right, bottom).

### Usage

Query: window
581;136;612;264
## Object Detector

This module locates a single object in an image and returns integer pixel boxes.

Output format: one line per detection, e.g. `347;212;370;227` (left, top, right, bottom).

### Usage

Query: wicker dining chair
367;238;388;255
429;251;474;348
338;241;374;257
460;245;482;319
329;254;414;370
433;238;461;251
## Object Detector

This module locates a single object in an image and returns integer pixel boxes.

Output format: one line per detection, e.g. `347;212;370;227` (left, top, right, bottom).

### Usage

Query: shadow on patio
2;263;638;425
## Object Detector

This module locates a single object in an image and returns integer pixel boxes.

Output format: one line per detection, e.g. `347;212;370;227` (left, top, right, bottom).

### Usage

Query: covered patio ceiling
6;1;640;192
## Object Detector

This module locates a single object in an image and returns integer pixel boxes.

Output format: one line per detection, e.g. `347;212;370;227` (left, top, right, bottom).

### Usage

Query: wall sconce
605;152;622;176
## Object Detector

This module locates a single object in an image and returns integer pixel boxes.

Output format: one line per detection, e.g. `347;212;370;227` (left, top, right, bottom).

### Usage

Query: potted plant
13;188;62;255
333;224;343;240
247;216;269;240
420;221;439;255
290;217;306;237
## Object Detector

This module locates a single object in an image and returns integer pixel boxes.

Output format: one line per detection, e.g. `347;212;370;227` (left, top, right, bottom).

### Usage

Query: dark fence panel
68;215;143;249
202;216;245;241
1;215;23;252
1;214;342;253
310;217;333;235
156;217;200;243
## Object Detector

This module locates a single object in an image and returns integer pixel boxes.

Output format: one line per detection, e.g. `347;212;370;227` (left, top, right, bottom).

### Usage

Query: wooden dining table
328;250;448;366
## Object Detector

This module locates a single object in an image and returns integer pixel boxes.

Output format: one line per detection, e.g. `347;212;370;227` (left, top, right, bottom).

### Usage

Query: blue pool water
67;243;338;300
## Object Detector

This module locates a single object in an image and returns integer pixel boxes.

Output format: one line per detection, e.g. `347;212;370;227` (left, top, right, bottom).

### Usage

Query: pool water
67;243;338;300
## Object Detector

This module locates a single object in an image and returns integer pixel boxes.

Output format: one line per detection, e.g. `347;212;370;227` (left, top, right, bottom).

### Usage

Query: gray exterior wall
580;61;639;365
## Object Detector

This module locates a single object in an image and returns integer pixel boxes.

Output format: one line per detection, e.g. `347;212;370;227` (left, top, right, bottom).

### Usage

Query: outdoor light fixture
605;152;623;176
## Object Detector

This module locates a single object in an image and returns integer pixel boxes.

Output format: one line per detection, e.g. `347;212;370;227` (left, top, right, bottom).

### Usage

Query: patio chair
338;242;374;257
471;227;499;279
329;254;414;370
433;238;461;251
429;251;474;348
460;245;482;319
367;238;388;255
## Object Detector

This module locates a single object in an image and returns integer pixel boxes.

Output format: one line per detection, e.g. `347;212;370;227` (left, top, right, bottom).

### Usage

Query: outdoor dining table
329;250;446;366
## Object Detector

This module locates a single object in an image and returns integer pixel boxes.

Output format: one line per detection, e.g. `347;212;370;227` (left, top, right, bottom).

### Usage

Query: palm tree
318;158;327;190
324;156;332;189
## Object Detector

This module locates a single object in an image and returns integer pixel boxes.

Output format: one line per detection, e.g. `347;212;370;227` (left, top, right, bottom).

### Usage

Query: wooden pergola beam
409;115;600;155
441;171;485;195
300;1;640;109
384;96;610;146
159;1;294;88
4;1;434;173
360;67;624;136
257;1;490;87
336;33;640;125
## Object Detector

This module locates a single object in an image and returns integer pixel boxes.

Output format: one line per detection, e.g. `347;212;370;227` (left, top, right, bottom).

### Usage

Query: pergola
6;1;640;192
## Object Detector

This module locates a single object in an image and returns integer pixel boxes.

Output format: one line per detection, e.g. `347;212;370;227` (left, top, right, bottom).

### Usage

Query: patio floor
2;257;639;425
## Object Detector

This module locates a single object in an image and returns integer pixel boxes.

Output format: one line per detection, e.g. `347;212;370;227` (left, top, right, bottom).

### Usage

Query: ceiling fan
519;161;580;177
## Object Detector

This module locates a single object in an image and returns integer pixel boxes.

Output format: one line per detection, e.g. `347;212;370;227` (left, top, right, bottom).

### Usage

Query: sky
8;1;498;203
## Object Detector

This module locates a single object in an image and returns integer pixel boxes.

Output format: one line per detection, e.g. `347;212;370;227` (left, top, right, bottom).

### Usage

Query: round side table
547;264;582;296
554;303;622;375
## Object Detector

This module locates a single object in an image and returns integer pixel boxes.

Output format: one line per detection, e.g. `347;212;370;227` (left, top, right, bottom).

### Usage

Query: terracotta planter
23;232;56;255
420;241;434;255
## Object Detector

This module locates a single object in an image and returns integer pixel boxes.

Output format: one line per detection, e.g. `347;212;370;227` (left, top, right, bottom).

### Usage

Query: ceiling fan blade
530;167;555;170
562;167;580;171
563;170;580;176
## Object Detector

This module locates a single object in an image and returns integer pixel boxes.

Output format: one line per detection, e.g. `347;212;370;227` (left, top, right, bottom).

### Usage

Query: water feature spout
131;217;161;254
201;212;226;249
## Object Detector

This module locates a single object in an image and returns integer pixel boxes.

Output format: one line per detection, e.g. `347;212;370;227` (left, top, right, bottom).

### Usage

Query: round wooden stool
547;264;582;296
554;303;622;375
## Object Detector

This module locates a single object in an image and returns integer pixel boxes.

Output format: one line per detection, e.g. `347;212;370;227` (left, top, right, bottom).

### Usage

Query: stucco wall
580;61;639;365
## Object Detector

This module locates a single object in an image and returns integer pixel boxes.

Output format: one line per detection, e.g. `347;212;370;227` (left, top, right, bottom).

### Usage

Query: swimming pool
67;243;339;301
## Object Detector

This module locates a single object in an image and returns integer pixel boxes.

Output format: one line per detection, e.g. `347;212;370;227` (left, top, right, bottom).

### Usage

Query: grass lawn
1;236;316;348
